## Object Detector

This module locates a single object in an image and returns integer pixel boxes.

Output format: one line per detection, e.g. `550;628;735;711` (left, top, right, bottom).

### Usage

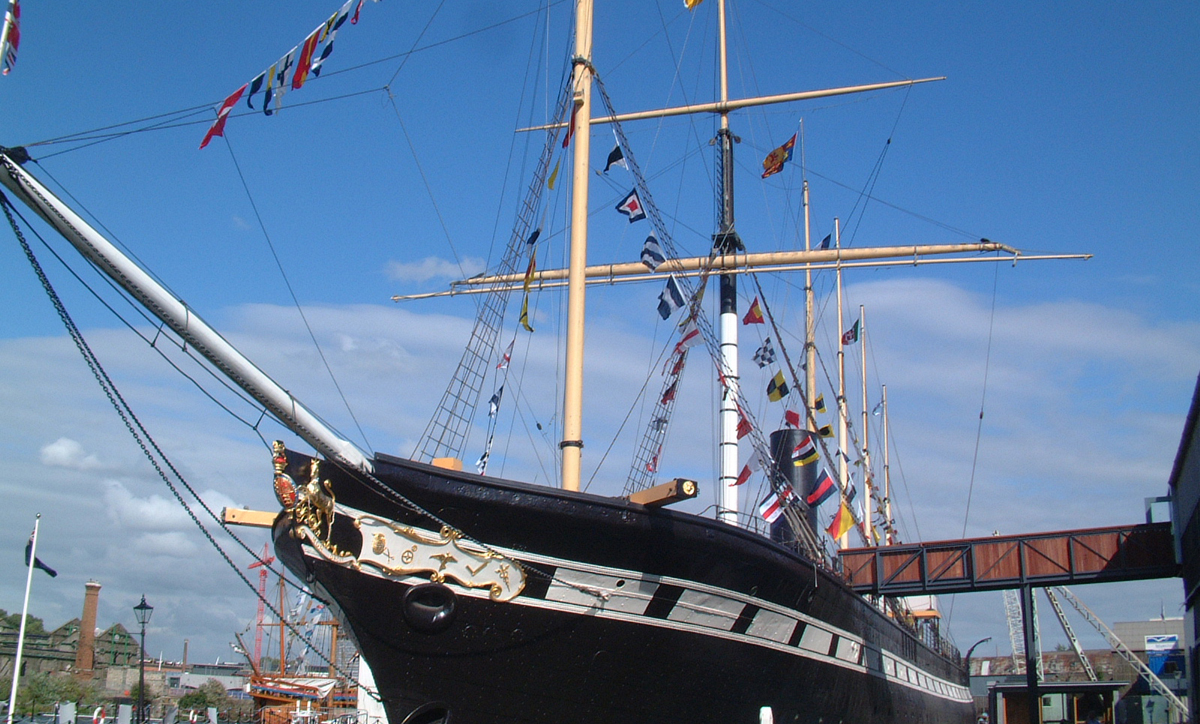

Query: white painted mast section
882;384;893;544
835;219;850;548
859;304;873;544
715;0;739;526
0;155;371;471
560;0;594;492
6;514;40;724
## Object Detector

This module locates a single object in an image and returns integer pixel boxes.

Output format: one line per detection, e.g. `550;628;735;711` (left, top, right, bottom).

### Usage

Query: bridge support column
1020;584;1041;724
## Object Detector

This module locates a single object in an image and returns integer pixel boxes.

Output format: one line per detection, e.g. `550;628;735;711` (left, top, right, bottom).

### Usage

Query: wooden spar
445;242;1020;288
391;251;1089;300
559;0;594;493
516;77;946;132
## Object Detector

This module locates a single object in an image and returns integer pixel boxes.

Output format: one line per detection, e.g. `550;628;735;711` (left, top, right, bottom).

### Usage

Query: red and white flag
1;0;20;76
758;484;793;523
199;84;248;149
496;339;514;369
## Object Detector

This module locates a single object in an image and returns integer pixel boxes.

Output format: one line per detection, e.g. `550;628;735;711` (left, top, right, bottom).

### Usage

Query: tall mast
802;176;817;432
859;304;872;544
882;384;893;545
715;0;742;526
560;0;594;492
834;218;849;548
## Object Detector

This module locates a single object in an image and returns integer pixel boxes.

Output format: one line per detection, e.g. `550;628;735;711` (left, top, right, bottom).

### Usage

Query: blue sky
0;0;1197;666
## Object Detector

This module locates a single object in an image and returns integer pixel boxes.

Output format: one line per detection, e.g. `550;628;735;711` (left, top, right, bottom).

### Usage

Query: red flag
785;409;801;428
742;297;765;325
661;381;677;404
735;451;765;485
199;84;248;149
736;405;753;440
563;101;579;148
292;29;322;90
665;353;685;377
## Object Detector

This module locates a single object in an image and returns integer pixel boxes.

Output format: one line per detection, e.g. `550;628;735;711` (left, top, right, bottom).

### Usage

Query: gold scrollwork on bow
353;516;525;602
287;455;350;558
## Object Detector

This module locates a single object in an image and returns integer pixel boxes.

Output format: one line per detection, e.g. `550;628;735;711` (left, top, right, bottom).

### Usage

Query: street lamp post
133;596;154;724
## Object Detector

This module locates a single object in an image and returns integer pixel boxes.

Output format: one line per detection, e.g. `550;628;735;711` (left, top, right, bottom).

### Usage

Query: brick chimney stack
74;580;101;679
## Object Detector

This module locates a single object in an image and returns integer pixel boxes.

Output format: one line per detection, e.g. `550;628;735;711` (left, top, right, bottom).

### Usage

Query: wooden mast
802;176;818;433
560;0;594;492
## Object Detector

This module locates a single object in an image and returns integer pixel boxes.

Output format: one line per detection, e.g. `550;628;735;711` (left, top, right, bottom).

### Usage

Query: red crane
248;543;275;670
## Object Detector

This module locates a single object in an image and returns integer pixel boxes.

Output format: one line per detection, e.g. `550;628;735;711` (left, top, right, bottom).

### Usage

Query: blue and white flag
752;337;776;368
616;188;647;223
488;385;504;418
657;275;685;319
641;233;665;270
25;534;55;577
603;143;627;173
818;233;832;250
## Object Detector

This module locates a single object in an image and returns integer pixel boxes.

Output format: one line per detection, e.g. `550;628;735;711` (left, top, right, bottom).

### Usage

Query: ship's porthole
616;579;626;588
400;703;450;724
402;583;458;634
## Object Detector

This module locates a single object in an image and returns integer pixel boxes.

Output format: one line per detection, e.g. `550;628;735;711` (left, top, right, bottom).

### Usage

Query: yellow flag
685;0;704;9
826;500;855;540
547;160;560;190
520;248;537;332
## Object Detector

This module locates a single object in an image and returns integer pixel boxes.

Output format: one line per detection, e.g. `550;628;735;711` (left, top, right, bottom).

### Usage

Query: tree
0;611;46;635
0;673;103;716
177;679;228;711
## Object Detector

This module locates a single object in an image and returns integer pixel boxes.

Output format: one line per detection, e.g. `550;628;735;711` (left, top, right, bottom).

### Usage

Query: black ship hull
272;450;974;724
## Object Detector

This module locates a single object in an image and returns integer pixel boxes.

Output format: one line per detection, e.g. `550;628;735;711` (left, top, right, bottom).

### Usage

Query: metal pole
7;514;40;724
1020;585;1041;724
138;621;146;724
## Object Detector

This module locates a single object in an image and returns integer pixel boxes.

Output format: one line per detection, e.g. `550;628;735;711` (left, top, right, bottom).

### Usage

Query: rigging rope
1;191;373;698
220;136;374;455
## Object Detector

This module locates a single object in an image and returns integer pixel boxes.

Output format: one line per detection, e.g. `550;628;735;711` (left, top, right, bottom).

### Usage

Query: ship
0;1;1079;722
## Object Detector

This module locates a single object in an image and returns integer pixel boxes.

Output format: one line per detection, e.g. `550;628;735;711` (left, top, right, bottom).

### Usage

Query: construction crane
248;543;275;671
1052;586;1186;720
1003;588;1043;680
1003;589;1026;673
1043;588;1097;682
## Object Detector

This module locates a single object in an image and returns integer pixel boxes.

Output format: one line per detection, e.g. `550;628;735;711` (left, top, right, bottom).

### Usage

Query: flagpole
882;384;893;545
840;219;849;549
860;304;873;544
7;514;40;724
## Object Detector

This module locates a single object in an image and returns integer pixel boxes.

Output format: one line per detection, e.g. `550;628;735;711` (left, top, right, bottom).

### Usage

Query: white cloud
385;256;486;283
103;480;193;532
0;282;1194;662
40;437;103;470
